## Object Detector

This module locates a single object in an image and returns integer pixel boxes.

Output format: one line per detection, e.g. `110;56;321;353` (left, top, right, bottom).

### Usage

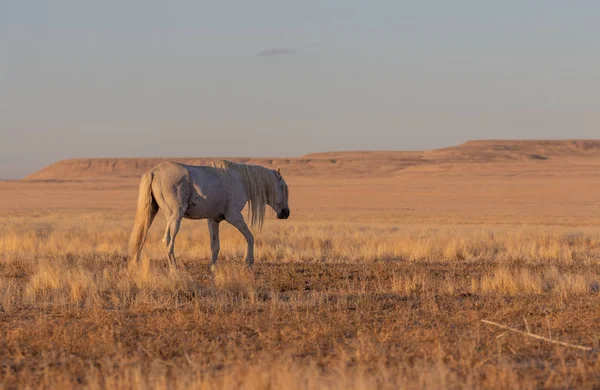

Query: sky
1;1;600;178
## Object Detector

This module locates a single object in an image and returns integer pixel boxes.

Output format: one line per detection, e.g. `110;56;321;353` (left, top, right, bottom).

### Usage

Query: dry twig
481;319;596;352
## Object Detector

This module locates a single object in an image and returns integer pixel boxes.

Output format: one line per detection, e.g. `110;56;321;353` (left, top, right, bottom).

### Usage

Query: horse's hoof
210;264;217;272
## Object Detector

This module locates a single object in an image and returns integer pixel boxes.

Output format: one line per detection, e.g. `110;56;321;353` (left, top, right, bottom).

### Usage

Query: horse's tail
128;172;159;263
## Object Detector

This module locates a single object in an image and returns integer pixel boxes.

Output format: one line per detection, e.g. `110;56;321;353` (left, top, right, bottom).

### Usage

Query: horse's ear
276;166;282;176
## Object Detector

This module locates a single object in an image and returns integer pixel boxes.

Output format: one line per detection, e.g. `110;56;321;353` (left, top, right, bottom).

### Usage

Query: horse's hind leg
152;171;190;270
163;213;183;269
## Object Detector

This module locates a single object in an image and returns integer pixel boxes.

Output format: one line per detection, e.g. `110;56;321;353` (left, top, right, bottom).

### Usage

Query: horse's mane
211;160;276;227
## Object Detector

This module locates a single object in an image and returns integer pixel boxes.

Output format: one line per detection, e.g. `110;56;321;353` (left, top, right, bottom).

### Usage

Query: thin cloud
257;48;296;57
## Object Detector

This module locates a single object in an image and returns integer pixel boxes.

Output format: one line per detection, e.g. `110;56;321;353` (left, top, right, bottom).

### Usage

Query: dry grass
3;214;600;265
2;154;600;389
1;214;600;389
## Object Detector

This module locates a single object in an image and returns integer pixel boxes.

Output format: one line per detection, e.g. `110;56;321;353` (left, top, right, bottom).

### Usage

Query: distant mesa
23;140;600;181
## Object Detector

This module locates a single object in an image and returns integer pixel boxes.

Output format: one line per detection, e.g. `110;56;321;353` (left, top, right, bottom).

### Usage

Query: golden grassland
2;157;600;389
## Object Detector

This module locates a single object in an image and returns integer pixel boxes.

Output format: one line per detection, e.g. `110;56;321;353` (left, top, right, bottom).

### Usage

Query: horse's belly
183;206;210;220
183;171;228;220
184;196;224;220
184;203;214;219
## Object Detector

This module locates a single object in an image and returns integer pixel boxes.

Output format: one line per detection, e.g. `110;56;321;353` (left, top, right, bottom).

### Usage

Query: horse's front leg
207;219;221;271
226;213;255;269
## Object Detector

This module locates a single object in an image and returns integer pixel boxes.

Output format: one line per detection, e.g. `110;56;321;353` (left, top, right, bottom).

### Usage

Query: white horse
128;160;290;269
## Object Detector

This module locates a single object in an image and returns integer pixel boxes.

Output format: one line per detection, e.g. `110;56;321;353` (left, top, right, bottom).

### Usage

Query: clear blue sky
1;1;599;178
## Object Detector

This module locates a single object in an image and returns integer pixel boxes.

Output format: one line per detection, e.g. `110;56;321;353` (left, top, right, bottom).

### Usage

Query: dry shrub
391;273;427;296
20;256;197;309
212;264;257;302
24;259;96;305
475;266;600;297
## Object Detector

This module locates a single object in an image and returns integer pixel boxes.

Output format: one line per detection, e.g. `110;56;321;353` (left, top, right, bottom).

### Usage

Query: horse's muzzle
277;208;290;219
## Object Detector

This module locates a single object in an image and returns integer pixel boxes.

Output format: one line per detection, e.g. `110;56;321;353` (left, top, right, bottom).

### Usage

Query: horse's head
272;166;290;219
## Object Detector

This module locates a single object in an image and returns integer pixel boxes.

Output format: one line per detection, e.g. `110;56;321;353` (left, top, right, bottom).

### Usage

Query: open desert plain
1;140;600;389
